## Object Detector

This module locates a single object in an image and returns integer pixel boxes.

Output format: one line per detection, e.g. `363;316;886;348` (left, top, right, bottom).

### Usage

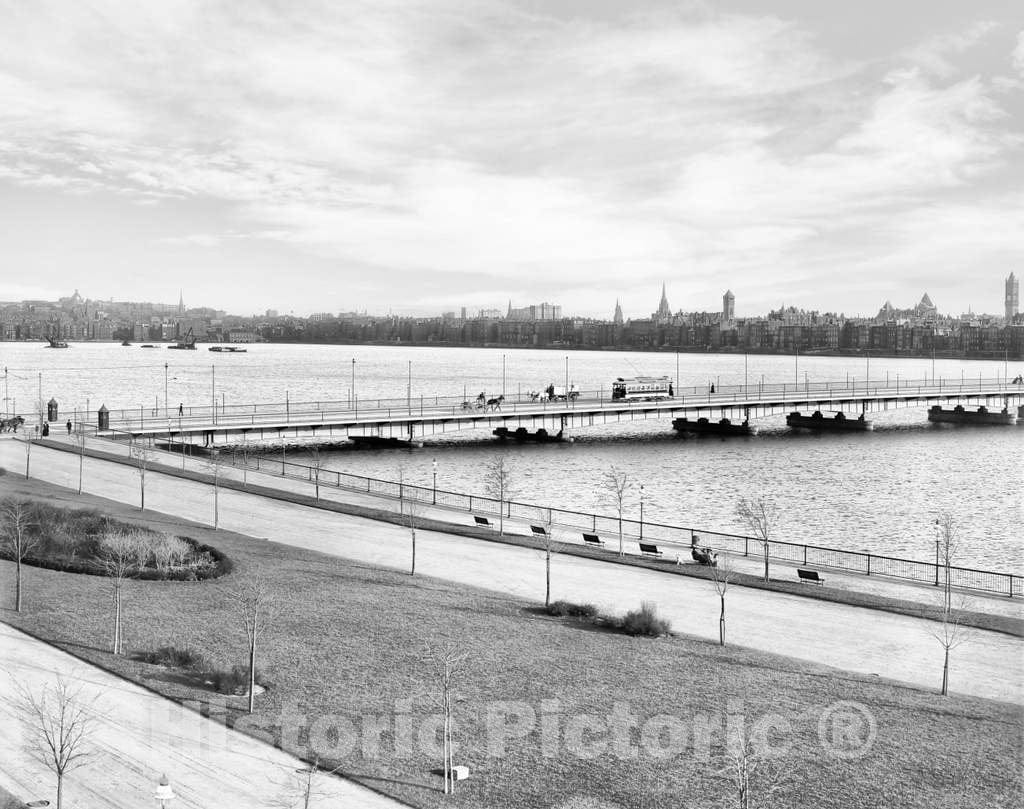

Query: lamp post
639;483;645;540
502;354;506;398
432;458;438;505
564;355;569;406
934;518;941;587
164;362;169;417
154;773;175;808
351;358;357;416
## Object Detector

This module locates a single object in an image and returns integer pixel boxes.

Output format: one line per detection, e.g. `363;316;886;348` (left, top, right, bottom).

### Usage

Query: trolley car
611;376;673;401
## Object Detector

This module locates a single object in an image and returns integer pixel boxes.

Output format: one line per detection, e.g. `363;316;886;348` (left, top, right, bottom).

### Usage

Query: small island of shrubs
0;500;231;581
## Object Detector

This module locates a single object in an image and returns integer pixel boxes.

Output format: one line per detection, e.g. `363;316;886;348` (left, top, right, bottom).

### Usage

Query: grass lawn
1;475;1021;808
41;438;1023;638
0;785;25;809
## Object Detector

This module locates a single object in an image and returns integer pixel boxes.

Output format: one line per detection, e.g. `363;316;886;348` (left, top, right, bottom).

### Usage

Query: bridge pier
786;411;873;431
928;405;1017;425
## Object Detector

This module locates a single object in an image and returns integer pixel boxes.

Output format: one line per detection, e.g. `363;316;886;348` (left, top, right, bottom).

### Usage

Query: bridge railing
218;443;1022;598
88;376;1022;432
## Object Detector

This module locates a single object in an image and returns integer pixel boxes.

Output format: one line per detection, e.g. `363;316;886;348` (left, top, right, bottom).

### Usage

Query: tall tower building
723;289;735;322
654;283;671;322
613;299;624;325
1007;273;1019;320
178;290;185;315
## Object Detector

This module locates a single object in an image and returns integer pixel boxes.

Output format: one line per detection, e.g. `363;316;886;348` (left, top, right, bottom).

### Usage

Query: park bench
582;533;605;548
473;515;493;528
639;542;663;558
530;525;548;537
797;568;824;586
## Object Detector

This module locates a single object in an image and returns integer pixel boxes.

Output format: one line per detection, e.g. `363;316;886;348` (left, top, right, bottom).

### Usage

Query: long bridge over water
83;376;1024;447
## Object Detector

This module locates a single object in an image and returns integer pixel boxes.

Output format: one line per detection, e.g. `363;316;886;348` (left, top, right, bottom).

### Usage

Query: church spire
655;282;671;321
178;289;185;315
613;299;624;325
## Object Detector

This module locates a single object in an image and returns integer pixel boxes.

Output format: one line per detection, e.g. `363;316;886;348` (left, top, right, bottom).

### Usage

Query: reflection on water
5;342;1022;570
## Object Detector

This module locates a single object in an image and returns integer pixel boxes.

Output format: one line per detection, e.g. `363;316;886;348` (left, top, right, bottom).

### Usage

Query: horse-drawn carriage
461;392;504;411
0;416;26;433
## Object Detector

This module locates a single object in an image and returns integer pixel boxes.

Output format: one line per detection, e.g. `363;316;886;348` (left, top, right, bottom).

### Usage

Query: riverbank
3;437;1023;704
1;474;1021;808
30;435;1024;635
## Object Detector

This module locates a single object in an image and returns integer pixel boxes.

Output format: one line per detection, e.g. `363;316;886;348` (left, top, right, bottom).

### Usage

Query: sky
0;0;1022;319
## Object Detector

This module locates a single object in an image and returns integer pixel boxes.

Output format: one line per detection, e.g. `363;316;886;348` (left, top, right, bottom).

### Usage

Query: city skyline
1;274;1017;323
1;2;1022;317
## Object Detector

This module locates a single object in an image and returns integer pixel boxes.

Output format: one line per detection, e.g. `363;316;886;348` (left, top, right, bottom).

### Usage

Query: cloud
0;1;1020;316
1015;31;1024;76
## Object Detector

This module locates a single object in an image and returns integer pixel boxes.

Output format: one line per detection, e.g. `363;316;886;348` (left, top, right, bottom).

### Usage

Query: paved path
3;437;1022;705
0;623;404;809
38;432;1024;619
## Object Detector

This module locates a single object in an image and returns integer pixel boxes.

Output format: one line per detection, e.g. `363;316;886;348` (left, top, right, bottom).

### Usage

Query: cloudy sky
1;1;1022;318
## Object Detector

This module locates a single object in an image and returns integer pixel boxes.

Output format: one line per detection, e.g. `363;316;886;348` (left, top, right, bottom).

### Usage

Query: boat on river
45;337;69;348
208;346;248;353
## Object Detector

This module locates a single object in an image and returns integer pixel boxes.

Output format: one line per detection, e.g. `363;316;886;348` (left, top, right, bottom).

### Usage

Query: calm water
3;342;1022;570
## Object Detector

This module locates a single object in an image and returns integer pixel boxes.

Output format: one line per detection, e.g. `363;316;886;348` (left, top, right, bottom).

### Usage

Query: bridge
80;376;1024;447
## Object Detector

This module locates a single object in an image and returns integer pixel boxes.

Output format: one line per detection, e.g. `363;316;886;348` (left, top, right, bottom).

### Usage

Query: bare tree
717;736;783;809
602;467;632;556
935;513;959;614
405;495;424;576
227;575;276;713
426;643;468;795
483;455;516;536
76;427;86;495
13;675;98;809
930;596;971;697
710;554;735;646
95;530;142;655
1;500;38;612
538;514;560;608
130;442;152;511
206;452;225;530
735;497;779;584
24;427;32;479
276;757;346;809
310;446;324;502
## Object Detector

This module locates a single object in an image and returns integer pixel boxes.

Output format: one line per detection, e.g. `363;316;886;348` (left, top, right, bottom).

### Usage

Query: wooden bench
530;525;548;537
797;568;824;585
639;542;663;558
473;515;493;528
582;533;605;548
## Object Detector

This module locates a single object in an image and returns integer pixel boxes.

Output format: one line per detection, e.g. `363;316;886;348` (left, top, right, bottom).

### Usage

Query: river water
3;342;1022;570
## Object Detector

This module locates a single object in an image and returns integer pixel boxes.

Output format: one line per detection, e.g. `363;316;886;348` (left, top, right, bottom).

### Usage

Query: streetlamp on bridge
432;458;438;505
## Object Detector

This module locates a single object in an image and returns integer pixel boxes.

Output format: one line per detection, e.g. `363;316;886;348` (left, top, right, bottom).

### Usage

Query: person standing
66;419;72;435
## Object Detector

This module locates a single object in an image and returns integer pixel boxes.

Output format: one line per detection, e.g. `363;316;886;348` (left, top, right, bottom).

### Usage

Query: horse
0;416;25;433
486;395;504;411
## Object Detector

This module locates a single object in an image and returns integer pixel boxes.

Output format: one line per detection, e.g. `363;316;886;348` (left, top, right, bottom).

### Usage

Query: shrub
210;664;265;695
137;645;206;669
617;602;671;637
546;600;599;619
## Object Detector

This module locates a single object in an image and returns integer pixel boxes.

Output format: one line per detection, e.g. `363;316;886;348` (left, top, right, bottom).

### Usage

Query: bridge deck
88;379;1023;442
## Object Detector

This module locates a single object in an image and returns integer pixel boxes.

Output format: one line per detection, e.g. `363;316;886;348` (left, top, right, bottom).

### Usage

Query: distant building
478;308;503;319
265;309;279;318
723;290;735;322
613;299;624;325
506;301;562;321
653;283;671;323
1007;273;1019;320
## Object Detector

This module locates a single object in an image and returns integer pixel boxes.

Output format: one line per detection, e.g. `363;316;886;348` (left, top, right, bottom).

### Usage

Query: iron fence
216;443;1022;598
